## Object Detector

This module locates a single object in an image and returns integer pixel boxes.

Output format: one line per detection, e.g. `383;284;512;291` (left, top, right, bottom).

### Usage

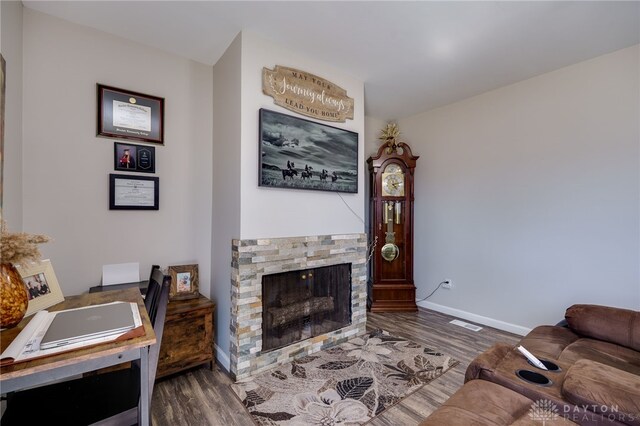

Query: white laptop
40;302;136;350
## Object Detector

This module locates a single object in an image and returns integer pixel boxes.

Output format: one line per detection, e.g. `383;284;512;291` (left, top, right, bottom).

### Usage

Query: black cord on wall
337;192;446;298
416;281;448;302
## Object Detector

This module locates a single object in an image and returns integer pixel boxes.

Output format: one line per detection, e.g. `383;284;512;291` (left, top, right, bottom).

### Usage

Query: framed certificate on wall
97;84;164;145
109;174;159;210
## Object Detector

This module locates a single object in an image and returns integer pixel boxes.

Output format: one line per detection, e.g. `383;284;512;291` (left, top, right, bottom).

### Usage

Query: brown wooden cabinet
156;295;215;379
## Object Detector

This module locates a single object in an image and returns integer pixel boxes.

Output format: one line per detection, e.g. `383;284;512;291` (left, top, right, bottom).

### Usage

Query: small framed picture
109;174;159;210
97;84;164;145
114;142;155;173
17;259;65;317
168;264;199;300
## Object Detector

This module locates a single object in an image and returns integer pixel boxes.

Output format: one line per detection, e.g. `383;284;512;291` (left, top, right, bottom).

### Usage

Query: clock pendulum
381;201;400;262
367;124;419;312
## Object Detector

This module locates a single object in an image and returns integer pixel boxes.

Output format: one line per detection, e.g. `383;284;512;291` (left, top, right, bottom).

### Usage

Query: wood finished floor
151;308;520;425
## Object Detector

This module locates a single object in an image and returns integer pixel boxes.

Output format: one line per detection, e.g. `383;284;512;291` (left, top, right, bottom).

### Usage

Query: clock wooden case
367;141;419;312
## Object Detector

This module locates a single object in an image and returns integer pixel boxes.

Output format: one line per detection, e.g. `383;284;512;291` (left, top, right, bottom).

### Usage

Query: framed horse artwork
258;108;358;193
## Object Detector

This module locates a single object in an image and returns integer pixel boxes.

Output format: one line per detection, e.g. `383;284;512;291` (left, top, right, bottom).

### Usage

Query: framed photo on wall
97;84;164;145
168;264;199;300
109;174;159;210
258;108;358;193
114;142;155;173
17;259;65;317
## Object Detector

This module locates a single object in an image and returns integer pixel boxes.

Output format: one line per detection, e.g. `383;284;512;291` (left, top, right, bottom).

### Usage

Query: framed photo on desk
168;264;199;300
16;259;65;317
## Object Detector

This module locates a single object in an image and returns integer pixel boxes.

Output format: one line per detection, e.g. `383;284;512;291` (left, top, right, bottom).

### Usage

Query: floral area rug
230;329;459;425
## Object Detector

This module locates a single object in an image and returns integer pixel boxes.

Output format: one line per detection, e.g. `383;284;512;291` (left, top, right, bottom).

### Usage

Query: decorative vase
0;263;29;328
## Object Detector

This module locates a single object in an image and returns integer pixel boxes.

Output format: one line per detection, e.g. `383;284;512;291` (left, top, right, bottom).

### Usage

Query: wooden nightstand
156;295;215;379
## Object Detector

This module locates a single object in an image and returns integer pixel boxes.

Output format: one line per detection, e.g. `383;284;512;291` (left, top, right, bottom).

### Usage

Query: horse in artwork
331;174;339;182
301;170;313;180
282;169;298;180
319;170;329;181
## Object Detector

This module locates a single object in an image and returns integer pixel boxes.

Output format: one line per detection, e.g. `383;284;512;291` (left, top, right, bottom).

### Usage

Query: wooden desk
0;288;156;426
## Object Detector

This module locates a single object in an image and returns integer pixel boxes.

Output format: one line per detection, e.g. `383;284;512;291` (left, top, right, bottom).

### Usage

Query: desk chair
1;269;171;426
144;265;161;321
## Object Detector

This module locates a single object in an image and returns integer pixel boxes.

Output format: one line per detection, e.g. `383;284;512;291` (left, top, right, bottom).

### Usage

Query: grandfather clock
367;126;419;312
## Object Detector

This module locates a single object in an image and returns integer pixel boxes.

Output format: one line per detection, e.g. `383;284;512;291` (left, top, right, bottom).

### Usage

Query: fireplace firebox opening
262;263;351;352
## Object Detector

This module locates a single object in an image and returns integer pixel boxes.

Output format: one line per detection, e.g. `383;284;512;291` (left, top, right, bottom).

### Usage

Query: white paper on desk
0;302;142;363
0;311;50;362
102;262;140;286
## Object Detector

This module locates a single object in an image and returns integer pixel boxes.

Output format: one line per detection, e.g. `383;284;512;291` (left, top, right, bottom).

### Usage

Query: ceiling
23;1;640;120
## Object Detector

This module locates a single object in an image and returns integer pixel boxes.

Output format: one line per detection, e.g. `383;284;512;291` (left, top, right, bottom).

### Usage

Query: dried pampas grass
1;220;50;265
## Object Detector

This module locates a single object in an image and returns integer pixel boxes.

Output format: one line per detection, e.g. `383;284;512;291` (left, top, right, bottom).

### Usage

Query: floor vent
449;319;483;332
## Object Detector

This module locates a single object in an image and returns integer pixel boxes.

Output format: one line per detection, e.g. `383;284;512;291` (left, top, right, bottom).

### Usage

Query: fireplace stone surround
230;234;367;380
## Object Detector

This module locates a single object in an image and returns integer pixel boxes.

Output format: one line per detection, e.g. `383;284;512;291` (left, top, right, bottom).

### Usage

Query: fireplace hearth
230;234;367;379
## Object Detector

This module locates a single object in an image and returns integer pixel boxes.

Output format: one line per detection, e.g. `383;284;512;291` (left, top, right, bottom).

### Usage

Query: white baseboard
417;300;531;336
215;343;231;372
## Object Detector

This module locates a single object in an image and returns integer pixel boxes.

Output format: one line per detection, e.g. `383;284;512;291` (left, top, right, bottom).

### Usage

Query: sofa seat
420;380;576;425
562;359;640;426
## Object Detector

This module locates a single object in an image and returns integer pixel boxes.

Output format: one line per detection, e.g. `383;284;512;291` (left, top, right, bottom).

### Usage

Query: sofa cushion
562;359;640;426
518;325;580;360
565;305;640;351
420;380;575;425
558;338;640;376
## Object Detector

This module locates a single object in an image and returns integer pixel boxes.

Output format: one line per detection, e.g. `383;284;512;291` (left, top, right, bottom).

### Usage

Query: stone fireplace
230;234;367;380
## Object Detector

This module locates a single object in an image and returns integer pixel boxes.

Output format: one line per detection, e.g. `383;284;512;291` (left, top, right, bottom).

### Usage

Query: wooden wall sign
262;65;354;122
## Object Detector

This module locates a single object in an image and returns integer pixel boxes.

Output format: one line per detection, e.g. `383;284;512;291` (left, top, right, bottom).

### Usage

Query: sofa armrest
565;304;640;351
562;359;640;425
464;343;513;383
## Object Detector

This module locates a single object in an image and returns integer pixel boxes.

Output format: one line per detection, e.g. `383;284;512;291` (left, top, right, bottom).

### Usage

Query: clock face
381;164;405;197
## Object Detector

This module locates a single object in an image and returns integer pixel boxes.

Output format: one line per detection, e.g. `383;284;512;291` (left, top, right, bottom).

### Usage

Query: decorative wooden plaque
262;65;354;122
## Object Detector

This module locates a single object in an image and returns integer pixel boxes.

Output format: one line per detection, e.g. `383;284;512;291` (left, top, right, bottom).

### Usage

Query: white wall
211;33;242;364
22;9;213;296
364;116;387;229
399;45;640;331
1;0;23;229
239;32;365;239
364;116;387;158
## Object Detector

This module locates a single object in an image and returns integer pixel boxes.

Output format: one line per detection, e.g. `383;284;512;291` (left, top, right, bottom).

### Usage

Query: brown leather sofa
421;304;640;425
